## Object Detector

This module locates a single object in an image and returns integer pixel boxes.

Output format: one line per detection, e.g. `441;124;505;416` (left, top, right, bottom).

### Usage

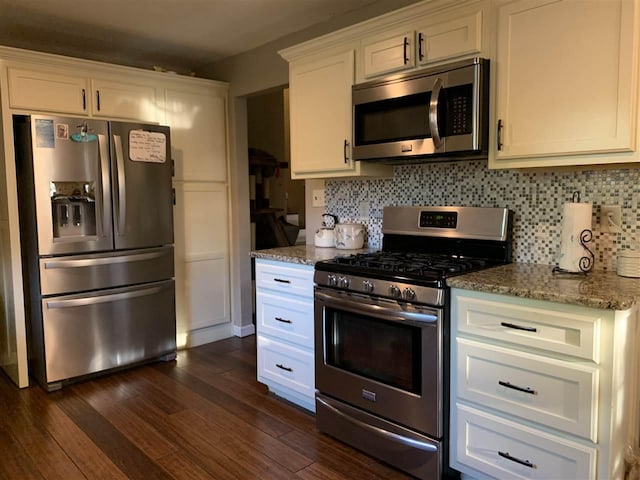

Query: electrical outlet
600;205;622;233
312;189;325;208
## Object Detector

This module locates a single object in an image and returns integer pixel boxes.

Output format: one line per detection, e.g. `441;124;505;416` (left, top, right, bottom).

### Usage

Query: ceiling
0;0;400;75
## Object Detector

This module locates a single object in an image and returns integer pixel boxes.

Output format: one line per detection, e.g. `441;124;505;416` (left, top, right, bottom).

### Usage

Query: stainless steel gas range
313;205;513;479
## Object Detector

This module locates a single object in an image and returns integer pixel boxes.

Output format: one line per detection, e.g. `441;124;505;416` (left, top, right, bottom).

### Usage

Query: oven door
314;287;443;438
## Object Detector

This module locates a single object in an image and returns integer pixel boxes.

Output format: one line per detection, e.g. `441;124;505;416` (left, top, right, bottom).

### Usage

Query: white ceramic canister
617;249;640;278
314;228;336;247
335;223;365;249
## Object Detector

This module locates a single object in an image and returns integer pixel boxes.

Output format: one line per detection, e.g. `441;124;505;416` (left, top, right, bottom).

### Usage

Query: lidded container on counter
617;249;640;278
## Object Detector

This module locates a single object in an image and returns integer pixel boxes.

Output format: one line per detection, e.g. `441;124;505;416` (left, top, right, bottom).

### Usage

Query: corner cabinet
254;259;316;412
282;48;391;179
450;289;640;480
490;0;639;168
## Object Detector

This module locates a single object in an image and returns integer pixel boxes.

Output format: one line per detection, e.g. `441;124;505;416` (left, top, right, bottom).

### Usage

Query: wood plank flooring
0;335;412;479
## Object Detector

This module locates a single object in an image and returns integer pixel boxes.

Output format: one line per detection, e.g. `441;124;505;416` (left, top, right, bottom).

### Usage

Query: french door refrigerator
13;114;176;391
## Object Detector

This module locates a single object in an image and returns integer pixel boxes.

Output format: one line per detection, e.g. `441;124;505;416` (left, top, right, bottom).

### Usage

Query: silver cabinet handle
113;134;127;235
498;380;537;395
402;36;409;64
343;139;350;163
429;77;443;149
43;251;168;269
497;119;504;151
498;451;536;469
45;285;166;309
501;321;537;333
316;396;438;452
418;32;425;61
274;317;293;324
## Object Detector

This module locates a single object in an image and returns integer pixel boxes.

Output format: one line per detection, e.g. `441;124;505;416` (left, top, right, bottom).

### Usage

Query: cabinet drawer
255;260;314;298
452;404;596;480
257;336;315;400
456;338;598;441
256;291;313;348
454;293;601;361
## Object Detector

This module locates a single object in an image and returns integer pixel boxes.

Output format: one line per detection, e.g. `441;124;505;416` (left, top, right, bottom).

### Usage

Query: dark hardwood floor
0;335;412;479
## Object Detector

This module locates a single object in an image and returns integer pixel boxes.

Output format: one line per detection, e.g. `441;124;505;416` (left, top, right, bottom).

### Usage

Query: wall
325;160;640;271
196;0;422;332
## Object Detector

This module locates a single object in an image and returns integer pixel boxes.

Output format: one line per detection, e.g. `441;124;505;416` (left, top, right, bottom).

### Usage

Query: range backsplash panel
325;160;640;271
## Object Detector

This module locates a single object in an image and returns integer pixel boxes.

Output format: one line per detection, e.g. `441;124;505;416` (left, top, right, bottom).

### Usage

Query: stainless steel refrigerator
14;114;176;391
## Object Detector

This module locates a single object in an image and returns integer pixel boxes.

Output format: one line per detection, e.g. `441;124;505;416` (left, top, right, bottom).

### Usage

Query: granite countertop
447;262;640;311
250;244;377;266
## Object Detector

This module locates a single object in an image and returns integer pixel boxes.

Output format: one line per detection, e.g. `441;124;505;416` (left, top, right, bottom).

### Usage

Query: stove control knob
327;274;338;287
362;280;374;293
389;284;401;298
403;288;416;301
338;276;350;288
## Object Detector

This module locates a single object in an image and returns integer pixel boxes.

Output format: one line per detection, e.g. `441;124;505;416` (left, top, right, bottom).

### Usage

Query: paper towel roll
558;202;592;272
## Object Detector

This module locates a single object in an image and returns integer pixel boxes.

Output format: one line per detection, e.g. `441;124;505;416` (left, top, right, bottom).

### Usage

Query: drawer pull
498;451;536;469
501;321;537;333
276;363;293;372
275;317;292;324
498;380;537;395
273;278;291;284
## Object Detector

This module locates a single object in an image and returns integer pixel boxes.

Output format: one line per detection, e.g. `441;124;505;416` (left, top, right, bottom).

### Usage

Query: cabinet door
173;182;230;339
91;79;159;122
164;88;228;182
416;10;482;66
362;31;415;78
494;0;637;160
8;67;88;115
289;50;356;177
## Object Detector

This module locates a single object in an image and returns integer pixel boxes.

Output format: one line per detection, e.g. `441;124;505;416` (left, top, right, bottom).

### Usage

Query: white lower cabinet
451;288;639;480
255;259;315;412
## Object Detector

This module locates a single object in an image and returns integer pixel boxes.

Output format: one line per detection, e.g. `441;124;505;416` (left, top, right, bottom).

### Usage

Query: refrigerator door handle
97;133;111;238
45;285;166;309
43;250;169;269
113;134;127;235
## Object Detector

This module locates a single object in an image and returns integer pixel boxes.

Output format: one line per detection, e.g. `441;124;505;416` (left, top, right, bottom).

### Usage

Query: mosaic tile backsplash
325;160;640;271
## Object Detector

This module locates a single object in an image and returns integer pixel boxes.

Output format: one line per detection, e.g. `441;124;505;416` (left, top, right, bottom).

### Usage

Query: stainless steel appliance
314;206;513;479
352;57;489;163
14;114;176;391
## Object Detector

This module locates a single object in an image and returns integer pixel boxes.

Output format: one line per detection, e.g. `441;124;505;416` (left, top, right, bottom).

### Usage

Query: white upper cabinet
415;9;482;66
492;0;638;167
362;31;415;78
8;67;89;115
286;49;391;179
90;78;158;122
360;2;486;80
164;86;228;182
7;65;161;122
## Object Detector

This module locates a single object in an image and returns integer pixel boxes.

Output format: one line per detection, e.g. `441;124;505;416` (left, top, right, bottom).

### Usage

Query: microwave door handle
429;77;443;149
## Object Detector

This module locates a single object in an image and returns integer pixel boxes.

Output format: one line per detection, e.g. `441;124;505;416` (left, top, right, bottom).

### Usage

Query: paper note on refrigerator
129;130;167;163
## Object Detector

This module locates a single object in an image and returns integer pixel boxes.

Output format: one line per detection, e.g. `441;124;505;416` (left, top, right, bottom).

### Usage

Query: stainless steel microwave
352;57;489;162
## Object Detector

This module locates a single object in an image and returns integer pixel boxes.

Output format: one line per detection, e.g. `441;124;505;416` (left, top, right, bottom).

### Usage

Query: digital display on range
419;211;457;228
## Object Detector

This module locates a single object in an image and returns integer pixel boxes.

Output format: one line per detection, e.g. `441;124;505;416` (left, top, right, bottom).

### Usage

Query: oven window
324;307;422;394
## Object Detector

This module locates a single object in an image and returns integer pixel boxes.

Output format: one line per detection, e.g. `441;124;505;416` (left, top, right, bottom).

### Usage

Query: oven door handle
316;396;438;452
315;290;439;324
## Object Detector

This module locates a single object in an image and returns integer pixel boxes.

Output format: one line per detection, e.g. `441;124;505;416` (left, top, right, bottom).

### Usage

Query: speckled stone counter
447;262;640;310
250;244;376;266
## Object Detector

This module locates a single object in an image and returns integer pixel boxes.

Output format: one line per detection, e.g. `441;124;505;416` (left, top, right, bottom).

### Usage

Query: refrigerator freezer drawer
39;246;174;295
41;279;176;387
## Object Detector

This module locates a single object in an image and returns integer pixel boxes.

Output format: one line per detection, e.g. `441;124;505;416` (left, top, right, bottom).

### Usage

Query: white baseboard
234;323;255;337
183;323;234;348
